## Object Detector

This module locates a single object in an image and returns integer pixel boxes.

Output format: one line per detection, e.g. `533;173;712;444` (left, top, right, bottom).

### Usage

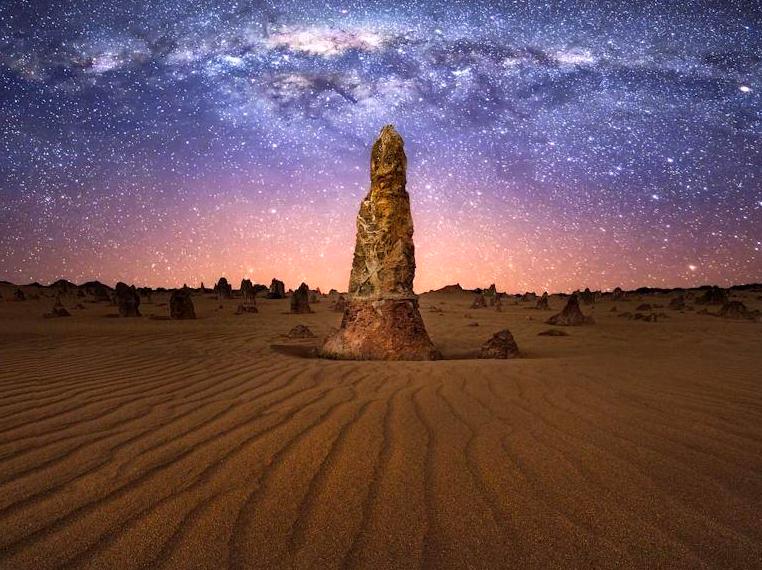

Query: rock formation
13;288;25;301
290;282;312;314
214;277;232;301
696;286;727;306
268;278;286;299
612;287;625;301
471;292;487;309
579;288;595;305
321;125;439;360
80;281;112;302
115;282;141;317
479;329;520;359
330;294;347;313
170;287;196;320
287;325;316;339
50;279;77;295
545;294;594;326
668;295;686;310
240;279;257;305
44;296;71;318
535;292;550;310
495;295;503;312
718;301;754;320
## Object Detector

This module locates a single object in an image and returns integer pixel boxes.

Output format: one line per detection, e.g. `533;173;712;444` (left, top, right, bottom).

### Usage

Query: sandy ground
0;286;760;569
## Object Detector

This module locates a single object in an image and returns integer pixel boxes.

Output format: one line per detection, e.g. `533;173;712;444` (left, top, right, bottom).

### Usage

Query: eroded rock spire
321;125;439;360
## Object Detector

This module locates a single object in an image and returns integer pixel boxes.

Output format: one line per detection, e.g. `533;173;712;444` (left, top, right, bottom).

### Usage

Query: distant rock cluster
546;294;594;326
115;282;141;317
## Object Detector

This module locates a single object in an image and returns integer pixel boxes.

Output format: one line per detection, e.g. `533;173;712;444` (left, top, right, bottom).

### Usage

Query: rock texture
287;325;316;339
536;292;550;310
214;278;232;301
546;294;594;326
696;286;727;306
579;288;595;305
170;287;196;320
115;282;141;317
321;125;439;360
80;281;112;302
268;279;286;299
479;329;520;359
330;294;347;313
290;283;312;314
240;279;257;304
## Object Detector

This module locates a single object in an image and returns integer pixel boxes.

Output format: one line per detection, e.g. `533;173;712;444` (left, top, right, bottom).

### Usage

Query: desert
0;280;761;568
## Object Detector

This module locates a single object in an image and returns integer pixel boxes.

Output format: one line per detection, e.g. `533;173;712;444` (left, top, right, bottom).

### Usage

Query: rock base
321;298;440;361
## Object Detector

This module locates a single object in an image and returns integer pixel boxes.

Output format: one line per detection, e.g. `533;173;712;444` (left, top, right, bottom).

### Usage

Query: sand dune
0;287;761;568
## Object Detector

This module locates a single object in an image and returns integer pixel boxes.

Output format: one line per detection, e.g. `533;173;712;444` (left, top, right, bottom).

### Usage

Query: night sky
1;0;760;293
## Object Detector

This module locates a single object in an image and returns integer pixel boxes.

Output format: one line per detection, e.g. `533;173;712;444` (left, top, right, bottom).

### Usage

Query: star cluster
0;0;760;292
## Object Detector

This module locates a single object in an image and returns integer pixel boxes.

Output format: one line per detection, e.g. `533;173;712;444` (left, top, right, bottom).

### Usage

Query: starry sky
1;0;760;293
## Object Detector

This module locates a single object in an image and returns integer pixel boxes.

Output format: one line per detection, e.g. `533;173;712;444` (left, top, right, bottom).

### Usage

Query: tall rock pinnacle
348;125;415;299
321;125;439;360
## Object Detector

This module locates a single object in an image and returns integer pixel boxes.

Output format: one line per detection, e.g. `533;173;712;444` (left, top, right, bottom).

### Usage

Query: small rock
479;329;520;359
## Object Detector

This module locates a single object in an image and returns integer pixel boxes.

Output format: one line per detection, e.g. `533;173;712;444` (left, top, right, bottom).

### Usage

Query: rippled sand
0;286;760;568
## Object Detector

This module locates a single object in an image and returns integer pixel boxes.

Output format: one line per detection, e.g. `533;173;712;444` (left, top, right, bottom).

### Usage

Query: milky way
1;0;760;292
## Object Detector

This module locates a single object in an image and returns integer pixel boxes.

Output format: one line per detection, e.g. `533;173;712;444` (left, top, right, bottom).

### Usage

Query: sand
0;286;760;568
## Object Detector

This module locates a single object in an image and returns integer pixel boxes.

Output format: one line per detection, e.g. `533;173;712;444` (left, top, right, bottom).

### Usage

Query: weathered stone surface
290;282;312;314
545;294;594;326
268;278;286;299
330;294;347;313
240;279;257;305
322;298;439;360
80;281;112;302
347;126;415;299
696;286;727;305
495;295;503;312
214;278;232;300
115;282;141;317
321;125;438;360
287;325;316;339
479;329;519;359
170;287;196;320
535;292;550;310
